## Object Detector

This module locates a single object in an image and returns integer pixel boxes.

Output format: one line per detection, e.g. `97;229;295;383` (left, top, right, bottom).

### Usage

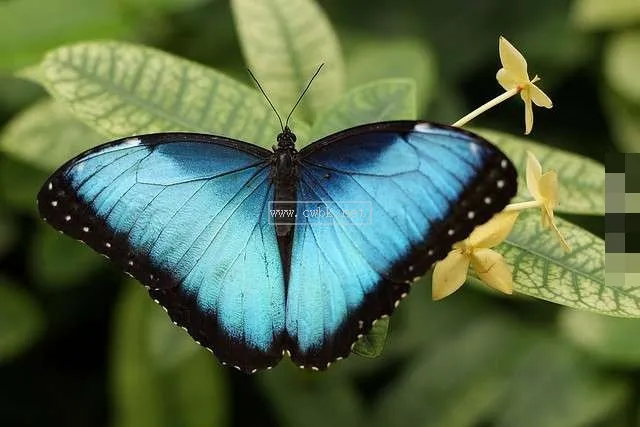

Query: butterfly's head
276;127;297;150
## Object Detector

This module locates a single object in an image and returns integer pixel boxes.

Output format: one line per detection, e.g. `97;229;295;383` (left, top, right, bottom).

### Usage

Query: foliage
0;0;634;426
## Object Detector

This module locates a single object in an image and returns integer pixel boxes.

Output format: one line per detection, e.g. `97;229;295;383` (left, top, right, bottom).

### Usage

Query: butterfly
37;118;516;372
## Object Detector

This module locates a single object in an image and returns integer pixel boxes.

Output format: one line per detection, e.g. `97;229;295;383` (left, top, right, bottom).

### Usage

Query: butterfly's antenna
247;68;284;132
284;63;325;128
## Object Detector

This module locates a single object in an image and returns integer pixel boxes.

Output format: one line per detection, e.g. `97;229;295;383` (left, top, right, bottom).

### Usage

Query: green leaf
494;337;628;427
112;282;227;427
26;41;293;149
260;365;363;427
351;317;389;358
573;0;640;30
605;31;640;106
371;314;528;427
0;99;104;171
231;0;345;121
475;129;605;215
560;308;640;366
494;210;639;317
30;226;105;290
0;278;45;363
0;0;130;71
0;156;48;216
346;37;436;112
308;79;415;141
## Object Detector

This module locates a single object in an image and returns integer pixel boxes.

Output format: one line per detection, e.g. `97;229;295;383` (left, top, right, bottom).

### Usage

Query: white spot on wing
122;137;142;148
48;182;53;191
414;122;432;133
65;215;71;221
51;201;58;207
82;226;89;232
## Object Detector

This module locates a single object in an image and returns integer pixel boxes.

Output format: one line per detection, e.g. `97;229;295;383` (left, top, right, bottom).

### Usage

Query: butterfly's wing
38;133;285;372
286;121;517;368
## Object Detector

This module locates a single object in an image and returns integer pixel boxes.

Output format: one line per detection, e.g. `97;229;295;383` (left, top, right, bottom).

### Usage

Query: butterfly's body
271;127;299;238
38;121;517;373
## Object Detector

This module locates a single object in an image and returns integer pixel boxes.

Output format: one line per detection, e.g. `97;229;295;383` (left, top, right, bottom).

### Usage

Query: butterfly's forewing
286;121;517;368
37;134;286;372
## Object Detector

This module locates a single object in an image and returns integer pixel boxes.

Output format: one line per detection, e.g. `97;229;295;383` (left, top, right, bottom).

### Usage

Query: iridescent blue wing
285;121;517;368
37;133;285;372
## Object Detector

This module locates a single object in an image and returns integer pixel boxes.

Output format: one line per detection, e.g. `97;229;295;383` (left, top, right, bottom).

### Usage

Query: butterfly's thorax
271;128;300;239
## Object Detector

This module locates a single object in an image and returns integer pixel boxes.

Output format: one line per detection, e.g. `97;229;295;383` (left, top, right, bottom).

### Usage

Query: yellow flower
525;151;571;251
432;211;519;301
496;36;553;135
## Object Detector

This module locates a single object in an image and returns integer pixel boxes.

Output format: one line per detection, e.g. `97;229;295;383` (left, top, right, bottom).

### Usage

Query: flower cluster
434;37;569;301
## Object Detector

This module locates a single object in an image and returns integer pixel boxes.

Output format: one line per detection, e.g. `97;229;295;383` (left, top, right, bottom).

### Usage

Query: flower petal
466;211;519;249
529;83;553;108
539;170;558;207
526;151;542;200
432;250;470;300
499;36;529;82
470;248;513;294
522;91;534;134
496;68;520;91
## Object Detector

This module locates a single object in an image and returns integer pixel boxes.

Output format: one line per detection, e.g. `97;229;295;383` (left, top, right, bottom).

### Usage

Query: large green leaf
25;41;294;149
0;99;104;171
346;37;436;112
309;79;416;141
260;365;363;427
494;210;638;317
494;337;628;427
0;278;45;363
605;31;640;106
30;226;106;290
112;282;227;427
573;0;640;30
231;0;345;121
476;129;605;215
560;308;640;366
0;0;130;71
371;314;528;427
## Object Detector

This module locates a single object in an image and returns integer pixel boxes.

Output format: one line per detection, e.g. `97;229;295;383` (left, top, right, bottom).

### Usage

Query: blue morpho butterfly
37;67;517;373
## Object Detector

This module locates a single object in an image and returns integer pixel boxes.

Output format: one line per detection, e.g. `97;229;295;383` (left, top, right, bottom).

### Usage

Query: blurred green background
0;0;637;426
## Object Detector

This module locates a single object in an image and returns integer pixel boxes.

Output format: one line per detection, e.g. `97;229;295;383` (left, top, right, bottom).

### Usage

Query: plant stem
452;88;519;128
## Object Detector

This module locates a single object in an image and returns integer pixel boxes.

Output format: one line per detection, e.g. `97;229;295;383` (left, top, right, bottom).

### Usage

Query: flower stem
452;88;519;128
504;200;543;211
